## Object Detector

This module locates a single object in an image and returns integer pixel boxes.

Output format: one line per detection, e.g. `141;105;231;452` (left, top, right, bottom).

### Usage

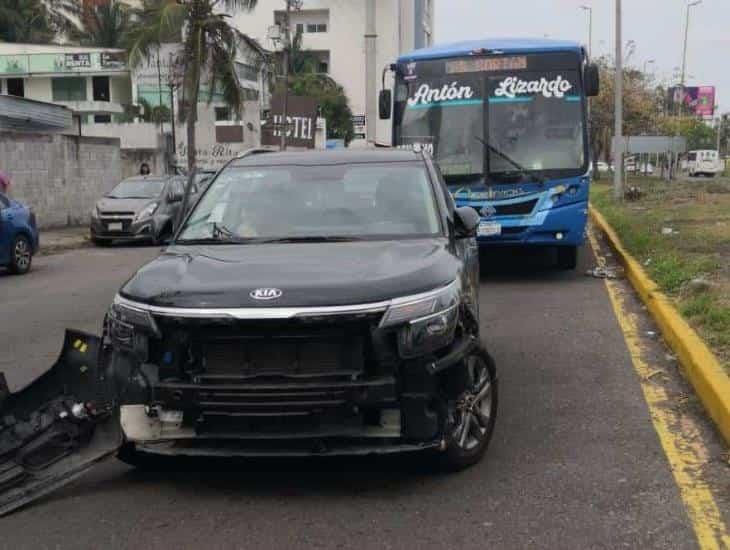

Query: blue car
0;192;39;274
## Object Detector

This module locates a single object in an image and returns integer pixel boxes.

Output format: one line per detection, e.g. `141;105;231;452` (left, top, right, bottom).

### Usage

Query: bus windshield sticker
446;56;527;74
407;82;479;108
493;75;573;99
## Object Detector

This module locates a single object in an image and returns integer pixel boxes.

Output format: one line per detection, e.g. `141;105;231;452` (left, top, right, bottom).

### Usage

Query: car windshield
486;70;585;175
107;177;166;199
178;162;441;242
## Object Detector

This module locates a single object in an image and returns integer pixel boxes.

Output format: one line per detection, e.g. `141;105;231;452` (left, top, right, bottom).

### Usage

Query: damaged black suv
0;149;497;515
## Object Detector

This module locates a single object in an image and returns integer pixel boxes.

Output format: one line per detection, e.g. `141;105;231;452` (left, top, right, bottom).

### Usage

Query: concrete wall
0;131;121;228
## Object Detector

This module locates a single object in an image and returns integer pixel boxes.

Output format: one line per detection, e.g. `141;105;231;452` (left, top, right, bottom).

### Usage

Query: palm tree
0;0;55;42
70;0;135;48
0;0;78;42
128;0;258;225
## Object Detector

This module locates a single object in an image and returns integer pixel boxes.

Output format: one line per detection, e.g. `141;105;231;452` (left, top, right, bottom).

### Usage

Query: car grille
493;199;538;216
202;331;363;378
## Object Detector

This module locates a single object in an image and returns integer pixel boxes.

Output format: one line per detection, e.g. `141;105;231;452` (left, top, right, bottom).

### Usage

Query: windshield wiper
248;236;365;244
176;222;240;244
474;136;545;185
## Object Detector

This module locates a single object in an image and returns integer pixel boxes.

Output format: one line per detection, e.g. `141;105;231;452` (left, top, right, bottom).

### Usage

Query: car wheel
9;234;32;274
438;347;498;471
556;246;578;270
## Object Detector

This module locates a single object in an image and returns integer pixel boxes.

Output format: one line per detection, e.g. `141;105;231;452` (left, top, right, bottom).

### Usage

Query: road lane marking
589;229;730;549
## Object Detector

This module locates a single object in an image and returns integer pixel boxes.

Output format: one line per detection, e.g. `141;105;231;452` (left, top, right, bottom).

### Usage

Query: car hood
120;239;460;308
96;197;157;213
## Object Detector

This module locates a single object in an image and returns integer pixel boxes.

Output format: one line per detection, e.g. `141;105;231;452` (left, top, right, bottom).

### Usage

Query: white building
0;39;271;172
0;43;131;124
231;0;435;144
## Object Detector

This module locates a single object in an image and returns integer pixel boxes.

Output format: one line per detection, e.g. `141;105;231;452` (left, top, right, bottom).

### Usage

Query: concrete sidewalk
39;226;90;256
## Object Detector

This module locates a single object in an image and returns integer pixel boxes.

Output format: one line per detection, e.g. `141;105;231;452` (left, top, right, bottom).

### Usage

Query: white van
687;150;723;177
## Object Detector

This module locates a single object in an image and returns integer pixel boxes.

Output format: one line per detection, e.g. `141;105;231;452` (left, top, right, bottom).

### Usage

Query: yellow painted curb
589;204;730;445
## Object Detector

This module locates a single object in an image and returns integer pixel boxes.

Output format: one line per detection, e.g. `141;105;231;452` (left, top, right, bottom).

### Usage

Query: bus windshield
393;55;587;181
396;75;485;178
487;70;584;177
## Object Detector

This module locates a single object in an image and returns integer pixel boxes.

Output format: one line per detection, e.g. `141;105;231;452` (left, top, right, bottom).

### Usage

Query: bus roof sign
445;56;527;74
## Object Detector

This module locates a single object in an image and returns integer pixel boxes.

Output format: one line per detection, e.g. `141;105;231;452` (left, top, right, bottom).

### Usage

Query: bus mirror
379;90;392;119
585;64;600;97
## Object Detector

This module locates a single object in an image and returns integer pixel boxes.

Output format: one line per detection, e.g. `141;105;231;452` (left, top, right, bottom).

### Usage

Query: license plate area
477;221;501;237
107;222;123;231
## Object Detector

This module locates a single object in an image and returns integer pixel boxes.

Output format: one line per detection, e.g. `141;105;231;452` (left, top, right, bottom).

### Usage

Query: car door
0;330;122;516
0;193;13;265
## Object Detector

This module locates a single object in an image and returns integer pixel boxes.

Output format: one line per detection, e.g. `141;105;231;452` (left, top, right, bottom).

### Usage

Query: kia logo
250;288;283;300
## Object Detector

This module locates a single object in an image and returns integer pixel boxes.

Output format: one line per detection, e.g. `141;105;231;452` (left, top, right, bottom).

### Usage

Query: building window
93;114;112;123
92;76;110;102
214;107;230;122
296;23;304;34
216;125;243;143
6;78;24;97
236;63;259;82
306;23;327;33
52;77;87;101
318;61;329;74
243;88;259;101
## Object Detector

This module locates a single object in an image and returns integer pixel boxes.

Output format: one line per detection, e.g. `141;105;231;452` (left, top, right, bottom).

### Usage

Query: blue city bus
379;39;600;269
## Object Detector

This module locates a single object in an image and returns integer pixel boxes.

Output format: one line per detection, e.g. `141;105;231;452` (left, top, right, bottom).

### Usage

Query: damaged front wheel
439;347;497;471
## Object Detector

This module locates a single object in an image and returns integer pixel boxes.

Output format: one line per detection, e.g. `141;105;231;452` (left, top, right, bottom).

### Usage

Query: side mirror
379;90;392;120
168;191;183;203
585;63;600;97
454;206;480;239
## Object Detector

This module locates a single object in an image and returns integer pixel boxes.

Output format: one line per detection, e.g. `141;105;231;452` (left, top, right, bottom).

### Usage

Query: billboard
261;94;319;149
668;86;716;117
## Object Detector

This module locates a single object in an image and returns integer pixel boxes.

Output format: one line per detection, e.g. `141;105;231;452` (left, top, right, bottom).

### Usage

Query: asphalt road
0;243;718;549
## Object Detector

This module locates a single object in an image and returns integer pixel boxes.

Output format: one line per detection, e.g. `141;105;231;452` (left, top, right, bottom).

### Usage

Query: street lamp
580;5;593;57
679;0;702;108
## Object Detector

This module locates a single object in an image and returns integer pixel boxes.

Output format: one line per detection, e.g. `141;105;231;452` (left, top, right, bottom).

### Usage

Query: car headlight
109;295;160;342
380;279;461;358
135;202;158;222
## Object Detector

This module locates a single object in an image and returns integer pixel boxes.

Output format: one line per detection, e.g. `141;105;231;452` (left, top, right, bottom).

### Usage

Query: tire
556;246;578;270
437;346;498;471
8;234;32;274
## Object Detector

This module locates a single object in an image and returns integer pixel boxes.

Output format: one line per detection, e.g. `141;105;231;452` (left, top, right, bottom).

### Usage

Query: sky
435;0;729;114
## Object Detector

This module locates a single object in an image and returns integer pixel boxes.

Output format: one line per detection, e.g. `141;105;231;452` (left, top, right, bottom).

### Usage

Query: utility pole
613;0;623;199
280;0;292;151
580;5;593;58
365;0;377;144
167;52;178;157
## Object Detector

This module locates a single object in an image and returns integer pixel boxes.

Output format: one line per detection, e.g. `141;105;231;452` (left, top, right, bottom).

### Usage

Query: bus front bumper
476;200;588;247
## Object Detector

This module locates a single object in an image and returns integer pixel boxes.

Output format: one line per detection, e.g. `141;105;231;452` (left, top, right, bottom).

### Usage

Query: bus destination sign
446;56;527;74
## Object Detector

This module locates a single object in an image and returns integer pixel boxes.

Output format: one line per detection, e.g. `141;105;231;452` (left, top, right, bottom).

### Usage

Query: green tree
589;56;664;162
70;0;136;48
659;116;717;150
128;0;257;225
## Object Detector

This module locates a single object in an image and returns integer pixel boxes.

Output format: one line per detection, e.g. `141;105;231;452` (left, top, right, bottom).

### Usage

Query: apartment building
231;0;435;143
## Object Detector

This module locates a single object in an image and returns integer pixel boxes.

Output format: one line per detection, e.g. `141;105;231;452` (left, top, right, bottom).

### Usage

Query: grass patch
591;177;730;368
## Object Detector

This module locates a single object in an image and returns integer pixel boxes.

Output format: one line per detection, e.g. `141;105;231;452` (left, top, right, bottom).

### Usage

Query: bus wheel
557;246;578;270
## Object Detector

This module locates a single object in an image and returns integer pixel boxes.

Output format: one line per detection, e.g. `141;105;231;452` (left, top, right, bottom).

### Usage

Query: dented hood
119;238;460;308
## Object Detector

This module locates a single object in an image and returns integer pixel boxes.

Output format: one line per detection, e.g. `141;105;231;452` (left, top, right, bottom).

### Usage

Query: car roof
398;38;583;62
230;149;424;168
